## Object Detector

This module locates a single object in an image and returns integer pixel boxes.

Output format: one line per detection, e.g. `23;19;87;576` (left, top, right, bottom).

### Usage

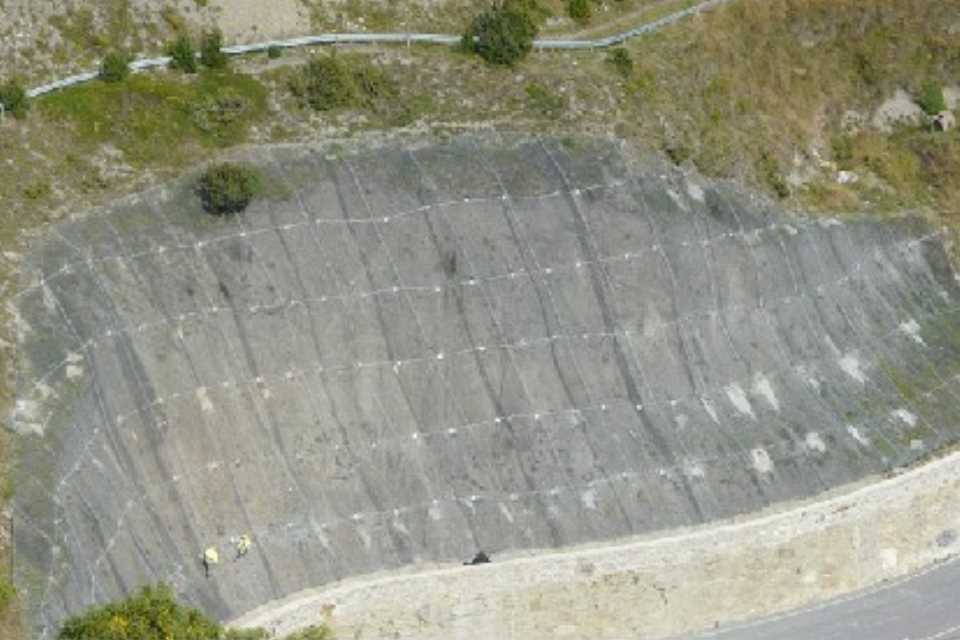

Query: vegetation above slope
57;583;331;640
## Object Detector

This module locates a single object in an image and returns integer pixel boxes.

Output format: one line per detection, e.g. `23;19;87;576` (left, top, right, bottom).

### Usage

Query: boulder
932;110;956;132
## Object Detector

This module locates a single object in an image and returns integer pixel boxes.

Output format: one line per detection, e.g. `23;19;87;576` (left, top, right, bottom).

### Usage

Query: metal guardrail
25;0;733;99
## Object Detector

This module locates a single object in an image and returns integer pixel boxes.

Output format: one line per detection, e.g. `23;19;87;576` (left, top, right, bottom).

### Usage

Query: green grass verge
40;69;268;166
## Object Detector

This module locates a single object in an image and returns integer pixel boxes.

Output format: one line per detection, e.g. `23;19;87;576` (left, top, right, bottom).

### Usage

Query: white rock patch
752;373;780;412
880;547;899;571
700;396;719;424
581;489;598;510
687;181;705;202
684;459;706;479
847;424;870;446
196;387;215;413
899;318;924;345
805;432;827;453
838;353;867;384
725;383;755;419
666;188;689;211
751;448;774;474
891;408;917;427
498;503;515;523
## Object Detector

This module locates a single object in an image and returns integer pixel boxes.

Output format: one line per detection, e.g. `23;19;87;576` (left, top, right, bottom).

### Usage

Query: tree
0;80;29;118
462;4;538;66
201;30;229;70
57;583;330;639
196;162;263;215
100;51;132;83
168;34;198;73
567;0;592;22
58;584;222;640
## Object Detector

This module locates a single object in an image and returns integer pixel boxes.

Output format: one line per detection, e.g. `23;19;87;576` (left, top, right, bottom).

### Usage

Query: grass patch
525;83;567;119
40;70;267;166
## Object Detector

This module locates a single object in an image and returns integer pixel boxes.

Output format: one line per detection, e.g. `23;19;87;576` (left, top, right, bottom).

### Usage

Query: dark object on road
465;551;491;565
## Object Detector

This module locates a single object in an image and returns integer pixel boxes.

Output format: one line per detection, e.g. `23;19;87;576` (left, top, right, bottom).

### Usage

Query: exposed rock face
12;136;960;637
872;89;926;132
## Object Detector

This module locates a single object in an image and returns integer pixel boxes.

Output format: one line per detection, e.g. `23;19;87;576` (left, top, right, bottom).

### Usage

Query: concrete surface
229;440;960;640
10;135;960;637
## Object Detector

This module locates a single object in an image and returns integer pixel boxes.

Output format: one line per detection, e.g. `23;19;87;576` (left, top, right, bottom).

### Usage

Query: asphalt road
690;555;960;640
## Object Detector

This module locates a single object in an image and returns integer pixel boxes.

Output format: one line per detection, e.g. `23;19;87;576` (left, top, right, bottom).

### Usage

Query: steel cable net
11;135;960;637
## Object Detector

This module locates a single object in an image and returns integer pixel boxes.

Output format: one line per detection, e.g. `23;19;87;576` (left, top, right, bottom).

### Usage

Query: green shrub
504;0;551;26
290;55;358;110
201;30;229;70
461;6;538;66
0;578;15;610
918;81;947;116
831;134;855;168
567;0;592;22
758;150;790;199
525;83;566;119
606;48;633;77
289;54;396;112
23;179;52;200
0;80;30;118
100;51;132;83
267;44;283;59
196;162;263;215
58;584;222;640
168;34;197;73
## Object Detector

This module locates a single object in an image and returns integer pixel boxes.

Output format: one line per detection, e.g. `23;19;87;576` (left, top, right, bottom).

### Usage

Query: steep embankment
11;135;960;637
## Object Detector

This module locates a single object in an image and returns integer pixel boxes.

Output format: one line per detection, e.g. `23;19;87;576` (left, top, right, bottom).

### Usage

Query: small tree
568;0;592;22
0;80;29;118
201;30;229;70
918;81;947;116
606;48;633;77
267;44;283;59
58;584;222;640
100;51;132;83
168;34;198;73
196;162;263;215
462;5;538;66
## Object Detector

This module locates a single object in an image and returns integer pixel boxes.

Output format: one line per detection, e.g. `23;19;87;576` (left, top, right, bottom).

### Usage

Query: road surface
691;555;960;640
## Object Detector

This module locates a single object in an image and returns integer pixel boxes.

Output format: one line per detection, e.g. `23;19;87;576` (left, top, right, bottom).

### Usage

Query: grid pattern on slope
13;141;960;635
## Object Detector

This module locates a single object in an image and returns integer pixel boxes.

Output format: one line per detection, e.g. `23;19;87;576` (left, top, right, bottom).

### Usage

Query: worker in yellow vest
202;546;219;578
